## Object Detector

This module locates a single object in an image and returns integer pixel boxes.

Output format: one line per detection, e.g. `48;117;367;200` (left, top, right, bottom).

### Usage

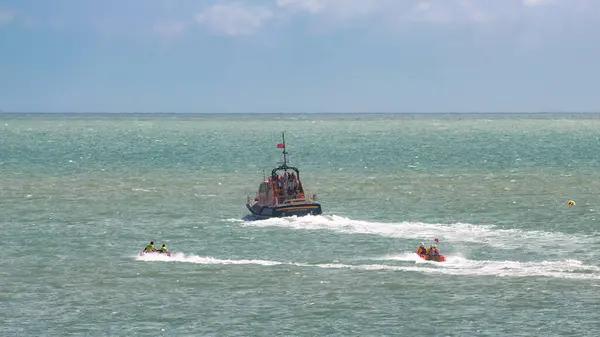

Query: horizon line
1;111;600;115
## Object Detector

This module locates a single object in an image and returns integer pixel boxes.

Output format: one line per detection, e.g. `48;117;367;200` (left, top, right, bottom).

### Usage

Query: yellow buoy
567;200;575;207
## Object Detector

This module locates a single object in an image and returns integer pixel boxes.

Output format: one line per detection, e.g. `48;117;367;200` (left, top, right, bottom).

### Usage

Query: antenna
281;131;288;166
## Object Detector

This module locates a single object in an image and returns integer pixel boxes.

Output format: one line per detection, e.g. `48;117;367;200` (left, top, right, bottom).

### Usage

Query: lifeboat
418;254;446;262
139;250;173;257
246;132;323;219
416;247;446;262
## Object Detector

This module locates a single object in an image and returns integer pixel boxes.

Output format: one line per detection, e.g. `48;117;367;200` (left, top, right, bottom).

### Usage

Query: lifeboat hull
418;254;446;262
139;250;173;257
246;202;322;219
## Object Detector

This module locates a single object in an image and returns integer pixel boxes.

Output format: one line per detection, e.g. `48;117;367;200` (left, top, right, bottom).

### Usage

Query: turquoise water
1;113;599;336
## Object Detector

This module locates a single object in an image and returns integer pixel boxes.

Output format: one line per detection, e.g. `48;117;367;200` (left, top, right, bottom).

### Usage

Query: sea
1;113;599;336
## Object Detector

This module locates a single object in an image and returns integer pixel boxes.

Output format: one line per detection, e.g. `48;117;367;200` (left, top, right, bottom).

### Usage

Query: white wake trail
135;252;600;280
230;215;588;250
136;252;282;266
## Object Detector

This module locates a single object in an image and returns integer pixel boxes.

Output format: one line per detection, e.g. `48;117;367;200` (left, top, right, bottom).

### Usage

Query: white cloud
196;2;273;36
189;0;593;37
274;0;398;33
277;0;391;19
409;0;495;24
273;0;515;25
276;0;326;14
523;0;550;6
0;9;16;25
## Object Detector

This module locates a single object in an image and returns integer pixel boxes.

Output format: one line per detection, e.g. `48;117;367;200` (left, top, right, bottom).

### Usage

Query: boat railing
279;192;318;205
302;191;317;202
247;194;261;205
280;199;305;205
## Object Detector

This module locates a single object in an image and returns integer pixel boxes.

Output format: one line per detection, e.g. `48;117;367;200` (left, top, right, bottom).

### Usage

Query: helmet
420;242;425;247
150;241;154;244
433;244;437;248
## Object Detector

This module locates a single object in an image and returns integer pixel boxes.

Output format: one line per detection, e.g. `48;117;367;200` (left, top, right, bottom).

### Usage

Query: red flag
277;143;285;149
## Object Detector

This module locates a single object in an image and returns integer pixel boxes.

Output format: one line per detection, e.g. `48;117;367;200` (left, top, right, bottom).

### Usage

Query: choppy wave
227;215;588;249
136;252;600;280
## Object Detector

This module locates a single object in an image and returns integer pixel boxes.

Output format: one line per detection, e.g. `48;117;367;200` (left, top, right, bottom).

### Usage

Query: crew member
416;242;427;255
144;241;155;252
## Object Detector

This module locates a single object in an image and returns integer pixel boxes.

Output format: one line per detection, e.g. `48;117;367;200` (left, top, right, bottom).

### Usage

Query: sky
0;0;598;113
